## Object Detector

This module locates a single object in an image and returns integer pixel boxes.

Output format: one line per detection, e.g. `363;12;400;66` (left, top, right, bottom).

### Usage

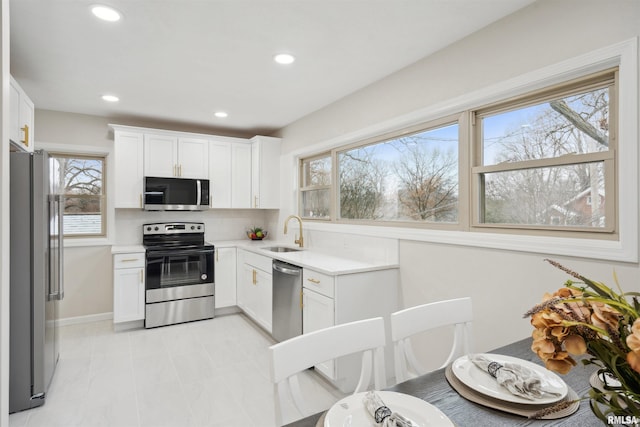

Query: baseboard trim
57;312;113;327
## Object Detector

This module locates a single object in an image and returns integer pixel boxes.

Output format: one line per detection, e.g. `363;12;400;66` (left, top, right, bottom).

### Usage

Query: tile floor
9;314;346;427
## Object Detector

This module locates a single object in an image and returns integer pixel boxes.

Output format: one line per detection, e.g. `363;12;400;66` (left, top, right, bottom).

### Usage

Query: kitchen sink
263;246;302;253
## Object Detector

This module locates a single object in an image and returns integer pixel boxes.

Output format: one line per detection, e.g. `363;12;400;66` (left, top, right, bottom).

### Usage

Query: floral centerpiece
524;259;640;422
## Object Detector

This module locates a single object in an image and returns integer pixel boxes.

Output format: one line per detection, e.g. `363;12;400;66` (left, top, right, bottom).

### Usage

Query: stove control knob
146;226;151;231
191;225;195;230
154;226;159;231
197;225;202;230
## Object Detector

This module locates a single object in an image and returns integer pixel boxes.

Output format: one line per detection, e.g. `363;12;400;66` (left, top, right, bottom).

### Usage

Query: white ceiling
10;0;535;136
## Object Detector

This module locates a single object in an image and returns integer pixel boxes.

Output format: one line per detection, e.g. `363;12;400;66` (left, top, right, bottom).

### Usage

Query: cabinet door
214;247;236;308
303;288;335;378
231;143;252;208
144;133;178;177
178;137;209;179
113;267;145;323
114;131;144;208
250;136;281;208
253;268;273;333
9;77;35;153
19;94;34;152
236;263;253;313
209;141;232;208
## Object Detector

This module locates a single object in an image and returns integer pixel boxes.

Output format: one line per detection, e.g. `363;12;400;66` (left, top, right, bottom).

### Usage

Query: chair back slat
391;297;473;382
269;316;387;426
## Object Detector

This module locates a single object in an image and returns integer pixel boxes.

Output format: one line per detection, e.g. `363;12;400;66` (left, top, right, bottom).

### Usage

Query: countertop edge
111;245;145;254
211;239;399;276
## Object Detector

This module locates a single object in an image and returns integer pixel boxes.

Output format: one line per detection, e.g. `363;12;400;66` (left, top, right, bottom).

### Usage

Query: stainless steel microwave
144;177;210;211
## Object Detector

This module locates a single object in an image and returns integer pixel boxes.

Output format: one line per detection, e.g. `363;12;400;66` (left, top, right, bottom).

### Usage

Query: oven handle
146;248;214;257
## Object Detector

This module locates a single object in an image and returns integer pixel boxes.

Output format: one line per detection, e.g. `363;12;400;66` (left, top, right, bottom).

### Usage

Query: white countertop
111;245;145;254
211;239;399;276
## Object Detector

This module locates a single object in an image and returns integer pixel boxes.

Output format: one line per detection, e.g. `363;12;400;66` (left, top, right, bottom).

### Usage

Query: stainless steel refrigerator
9;150;64;413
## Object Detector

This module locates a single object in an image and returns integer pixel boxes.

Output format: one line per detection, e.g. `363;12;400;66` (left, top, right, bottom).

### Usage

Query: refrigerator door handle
57;195;64;300
47;194;64;301
47;194;57;301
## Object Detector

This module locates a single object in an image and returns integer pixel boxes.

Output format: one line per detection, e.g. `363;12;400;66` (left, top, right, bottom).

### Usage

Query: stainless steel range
143;222;214;328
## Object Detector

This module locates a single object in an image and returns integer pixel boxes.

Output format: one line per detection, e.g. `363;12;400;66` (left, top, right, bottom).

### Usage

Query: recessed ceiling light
101;94;119;102
91;5;122;22
214;111;228;118
274;53;295;65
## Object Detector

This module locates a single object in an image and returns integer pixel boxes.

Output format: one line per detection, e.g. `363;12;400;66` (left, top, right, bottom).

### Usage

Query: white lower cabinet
214;247;237;308
113;252;145;326
302;267;398;393
302;288;335;379
236;249;272;333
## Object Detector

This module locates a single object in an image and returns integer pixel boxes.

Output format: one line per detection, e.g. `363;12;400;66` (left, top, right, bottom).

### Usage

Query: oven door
145;246;214;303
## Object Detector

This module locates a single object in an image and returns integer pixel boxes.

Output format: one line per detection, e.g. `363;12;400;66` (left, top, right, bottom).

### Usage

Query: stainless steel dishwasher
272;260;302;342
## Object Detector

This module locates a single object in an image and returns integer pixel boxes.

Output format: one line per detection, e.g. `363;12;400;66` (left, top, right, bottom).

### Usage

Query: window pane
63;196;103;235
339;124;458;222
482;162;605;227
482;87;610;166
302;156;331;187
51;155;105;236
301;189;330;219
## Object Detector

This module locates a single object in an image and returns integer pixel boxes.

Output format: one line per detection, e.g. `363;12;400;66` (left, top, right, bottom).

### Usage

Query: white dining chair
269;317;387;426
391;297;473;383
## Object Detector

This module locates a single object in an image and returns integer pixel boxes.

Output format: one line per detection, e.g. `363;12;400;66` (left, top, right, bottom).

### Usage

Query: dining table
285;337;603;427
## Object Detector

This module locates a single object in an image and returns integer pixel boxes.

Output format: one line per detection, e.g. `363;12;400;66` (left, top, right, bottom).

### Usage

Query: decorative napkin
470;354;563;400
362;391;414;427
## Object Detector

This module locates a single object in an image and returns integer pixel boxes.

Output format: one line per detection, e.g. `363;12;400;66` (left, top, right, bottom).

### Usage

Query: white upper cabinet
113;130;144;208
178;137;209;178
250;136;281;208
144;134;209;179
232;143;252;208
109;124;279;210
209;140;232;208
144;134;177;177
209;140;252;208
9;76;35;152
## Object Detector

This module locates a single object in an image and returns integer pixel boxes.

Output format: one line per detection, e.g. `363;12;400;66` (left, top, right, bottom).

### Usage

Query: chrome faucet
283;215;304;248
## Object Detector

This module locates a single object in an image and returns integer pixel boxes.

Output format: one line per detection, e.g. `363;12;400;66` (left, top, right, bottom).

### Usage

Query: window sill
63;237;113;248
303;221;636;263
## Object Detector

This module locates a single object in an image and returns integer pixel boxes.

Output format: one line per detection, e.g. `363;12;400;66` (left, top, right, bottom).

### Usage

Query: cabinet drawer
114;253;145;269
242;250;272;273
303;269;334;298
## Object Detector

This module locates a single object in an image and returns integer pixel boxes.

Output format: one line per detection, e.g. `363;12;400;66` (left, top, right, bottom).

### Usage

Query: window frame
332;113;467;230
294;39;637;262
299;152;333;221
49;151;108;239
470;70;618;238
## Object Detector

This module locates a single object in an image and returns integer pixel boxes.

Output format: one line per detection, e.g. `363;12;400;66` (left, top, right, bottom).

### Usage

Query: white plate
324;391;454;427
451;354;568;405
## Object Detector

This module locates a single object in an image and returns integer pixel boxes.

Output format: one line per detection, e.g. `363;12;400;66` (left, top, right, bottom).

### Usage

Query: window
299;68;619;238
337;121;459;223
50;153;106;237
300;154;331;219
472;70;616;233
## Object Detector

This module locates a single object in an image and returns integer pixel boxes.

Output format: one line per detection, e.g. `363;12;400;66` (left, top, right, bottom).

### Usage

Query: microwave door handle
196;180;201;206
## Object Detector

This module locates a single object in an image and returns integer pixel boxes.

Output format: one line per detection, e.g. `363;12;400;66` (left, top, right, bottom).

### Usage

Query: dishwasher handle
273;262;301;276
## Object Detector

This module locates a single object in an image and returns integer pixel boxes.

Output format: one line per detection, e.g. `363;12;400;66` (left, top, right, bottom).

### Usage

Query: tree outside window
51;154;106;237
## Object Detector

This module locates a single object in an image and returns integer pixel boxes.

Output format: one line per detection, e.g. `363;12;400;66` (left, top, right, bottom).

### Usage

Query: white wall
35;109;275;319
276;0;640;365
